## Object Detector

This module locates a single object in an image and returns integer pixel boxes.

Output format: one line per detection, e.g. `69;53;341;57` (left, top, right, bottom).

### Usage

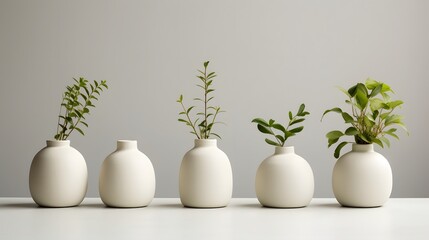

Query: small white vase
332;144;393;207
179;139;233;208
29;140;88;207
255;146;314;208
99;140;155;208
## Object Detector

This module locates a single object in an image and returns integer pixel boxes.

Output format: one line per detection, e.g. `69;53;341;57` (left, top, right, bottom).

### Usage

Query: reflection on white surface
0;198;427;240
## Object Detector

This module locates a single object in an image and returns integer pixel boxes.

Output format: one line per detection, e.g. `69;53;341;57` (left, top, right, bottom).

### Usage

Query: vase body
179;139;233;208
99;140;155;208
332;144;392;207
29;140;88;207
255;146;314;208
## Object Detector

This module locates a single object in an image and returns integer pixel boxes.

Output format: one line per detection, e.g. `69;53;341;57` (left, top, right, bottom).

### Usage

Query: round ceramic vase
179;139;233;208
99;140;155;208
29;140;88;207
255;146;314;208
332;144;392;207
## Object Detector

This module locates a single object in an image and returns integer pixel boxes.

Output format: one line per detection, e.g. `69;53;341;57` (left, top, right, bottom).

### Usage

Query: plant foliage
321;78;407;158
252;104;309;147
55;77;108;140
177;61;225;139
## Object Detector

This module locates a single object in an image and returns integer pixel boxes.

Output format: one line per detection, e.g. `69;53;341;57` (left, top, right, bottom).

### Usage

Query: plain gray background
1;0;428;198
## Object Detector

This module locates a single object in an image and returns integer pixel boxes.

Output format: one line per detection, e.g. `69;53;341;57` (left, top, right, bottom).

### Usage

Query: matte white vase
29;140;88;207
255;146;314;208
99;140;155;208
332;144;393;207
179;139;233;208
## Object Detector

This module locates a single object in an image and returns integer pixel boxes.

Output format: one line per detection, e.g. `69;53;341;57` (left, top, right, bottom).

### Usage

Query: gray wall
1;0;428;198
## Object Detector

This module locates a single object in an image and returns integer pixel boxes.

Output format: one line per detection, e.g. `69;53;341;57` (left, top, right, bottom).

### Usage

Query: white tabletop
0;198;427;240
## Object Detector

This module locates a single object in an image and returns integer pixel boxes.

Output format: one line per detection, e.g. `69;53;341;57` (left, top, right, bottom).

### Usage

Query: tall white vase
179;139;233;208
99;140;155;208
332;144;393;207
29;140;88;207
255;146;314;208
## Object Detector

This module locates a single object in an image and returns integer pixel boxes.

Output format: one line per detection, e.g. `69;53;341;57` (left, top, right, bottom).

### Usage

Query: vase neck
275;146;294;154
194;139;217;147
47;140;70;147
117;140;138;150
352;143;374;152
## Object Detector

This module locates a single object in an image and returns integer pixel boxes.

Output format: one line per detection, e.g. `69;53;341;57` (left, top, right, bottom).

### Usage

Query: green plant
321;78;407;158
55;77;108;140
177;61;225;139
252;104;310;146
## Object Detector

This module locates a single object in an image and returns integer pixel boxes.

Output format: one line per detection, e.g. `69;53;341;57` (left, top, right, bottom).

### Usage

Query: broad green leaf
344;127;358;136
380;136;391;148
337;86;351;97
321;107;342;121
272;123;287;133
347;84;358;97
365;78;379;90
334;141;349;158
385;114;403;126
276;135;285;143
257;124;272;134
326;130;344;140
252;118;269;127
289;126;304;133
369;98;385;111
384;129;399;140
373;138;383;148
355;83;368;109
387;100;404;109
341;112;354;123
328;137;339;147
74;127;85;136
369;83;383;97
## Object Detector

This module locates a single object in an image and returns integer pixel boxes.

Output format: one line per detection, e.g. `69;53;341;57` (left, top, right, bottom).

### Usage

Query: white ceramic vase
332;144;393;207
179;139;233;208
255;146;314;208
29;140;88;207
99;140;155;208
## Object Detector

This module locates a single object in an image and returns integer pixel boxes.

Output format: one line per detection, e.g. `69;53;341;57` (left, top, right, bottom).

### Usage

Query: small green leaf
334;141;349;158
265;138;280;146
298;104;305;115
252;118;269;127
289;126;304;133
321;107;343;121
288;111;293;120
272;123;286;133
290;118;305;125
257;124;272;134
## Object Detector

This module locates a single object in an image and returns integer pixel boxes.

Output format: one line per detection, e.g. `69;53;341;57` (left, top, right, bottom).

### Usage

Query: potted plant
177;61;232;208
99;140;155;208
252;104;314;208
29;77;108;207
322;78;407;207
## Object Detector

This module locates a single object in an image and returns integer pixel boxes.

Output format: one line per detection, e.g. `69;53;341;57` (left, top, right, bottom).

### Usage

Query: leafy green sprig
177;61;225;139
252;104;310;146
55;77;108;140
321;78;407;158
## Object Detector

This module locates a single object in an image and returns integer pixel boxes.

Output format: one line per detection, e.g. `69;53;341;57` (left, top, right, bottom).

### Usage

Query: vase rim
46;140;70;147
117;139;137;143
275;146;294;154
352;143;374;152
